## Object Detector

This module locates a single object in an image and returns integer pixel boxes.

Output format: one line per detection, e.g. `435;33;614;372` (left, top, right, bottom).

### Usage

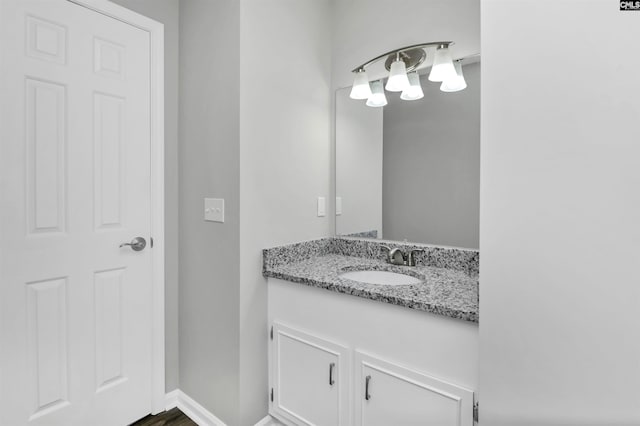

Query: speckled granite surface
263;237;479;323
263;237;479;274
331;237;479;275
263;238;333;272
344;230;378;239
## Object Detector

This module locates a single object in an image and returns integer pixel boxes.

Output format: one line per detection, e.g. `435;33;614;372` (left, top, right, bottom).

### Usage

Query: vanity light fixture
440;60;467;92
366;80;388;107
349;69;372;99
400;72;424;100
428;44;457;82
349;41;468;107
385;53;411;92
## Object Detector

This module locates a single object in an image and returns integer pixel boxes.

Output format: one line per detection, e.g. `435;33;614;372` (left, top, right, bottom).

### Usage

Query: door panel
27;278;70;419
25;78;67;234
1;1;154;424
94;268;126;391
271;322;350;426
355;351;474;426
94;92;126;230
25;15;67;65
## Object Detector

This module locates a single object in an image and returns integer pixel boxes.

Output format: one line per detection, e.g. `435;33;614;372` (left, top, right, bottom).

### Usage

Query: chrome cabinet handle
365;375;371;400
329;362;335;386
119;237;146;251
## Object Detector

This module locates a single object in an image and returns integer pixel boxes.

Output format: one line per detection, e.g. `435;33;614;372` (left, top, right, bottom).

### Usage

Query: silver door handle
329;362;335;386
119;237;146;251
365;375;371;400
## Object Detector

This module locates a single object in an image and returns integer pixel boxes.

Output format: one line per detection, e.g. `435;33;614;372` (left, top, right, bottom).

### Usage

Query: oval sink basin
339;270;422;286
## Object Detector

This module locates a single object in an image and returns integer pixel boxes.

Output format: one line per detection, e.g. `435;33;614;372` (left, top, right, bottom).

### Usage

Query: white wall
480;1;640;424
335;87;383;237
238;1;333;424
178;1;241;423
107;0;180;393
383;63;480;248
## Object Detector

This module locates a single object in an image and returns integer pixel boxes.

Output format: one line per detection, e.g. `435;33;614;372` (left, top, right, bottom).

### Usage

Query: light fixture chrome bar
351;41;454;73
415;52;481;76
455;53;481;63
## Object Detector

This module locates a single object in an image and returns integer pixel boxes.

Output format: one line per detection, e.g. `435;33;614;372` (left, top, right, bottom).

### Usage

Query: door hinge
473;401;479;423
270;326;273;340
270;388;274;402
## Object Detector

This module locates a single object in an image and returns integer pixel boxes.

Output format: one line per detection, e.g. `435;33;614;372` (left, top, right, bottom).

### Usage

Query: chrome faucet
406;249;425;266
380;246;425;266
381;246;406;265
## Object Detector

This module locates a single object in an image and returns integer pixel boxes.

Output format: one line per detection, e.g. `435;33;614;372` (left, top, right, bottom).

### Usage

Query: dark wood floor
130;408;197;426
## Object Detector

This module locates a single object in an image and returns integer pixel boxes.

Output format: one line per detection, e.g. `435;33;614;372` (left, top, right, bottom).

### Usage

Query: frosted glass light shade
366;81;387;107
385;59;410;92
440;61;467;92
401;72;424;101
350;70;372;100
428;45;457;82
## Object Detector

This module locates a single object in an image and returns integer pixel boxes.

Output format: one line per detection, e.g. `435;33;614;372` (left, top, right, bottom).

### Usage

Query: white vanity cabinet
355;351;474;426
268;278;479;426
270;323;350;426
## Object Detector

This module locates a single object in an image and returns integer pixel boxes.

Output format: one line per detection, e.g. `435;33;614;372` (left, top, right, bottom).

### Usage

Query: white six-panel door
0;0;155;424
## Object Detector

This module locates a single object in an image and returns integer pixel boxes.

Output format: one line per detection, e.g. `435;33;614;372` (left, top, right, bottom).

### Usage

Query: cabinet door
355;351;474;426
270;322;350;426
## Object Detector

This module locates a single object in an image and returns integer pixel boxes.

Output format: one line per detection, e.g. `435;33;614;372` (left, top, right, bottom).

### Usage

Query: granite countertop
264;252;479;323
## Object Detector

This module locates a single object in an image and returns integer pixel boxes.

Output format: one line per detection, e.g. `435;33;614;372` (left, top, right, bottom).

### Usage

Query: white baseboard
164;390;282;426
253;416;271;426
164;389;180;410
164;389;227;426
254;415;283;426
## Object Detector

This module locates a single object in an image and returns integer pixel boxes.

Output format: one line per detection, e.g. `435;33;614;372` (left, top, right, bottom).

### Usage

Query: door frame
66;0;166;414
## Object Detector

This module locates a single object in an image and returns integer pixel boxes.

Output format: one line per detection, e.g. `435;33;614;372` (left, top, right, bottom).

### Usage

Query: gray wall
238;1;333;424
383;63;480;249
108;0;180;392
177;1;333;424
178;0;241;424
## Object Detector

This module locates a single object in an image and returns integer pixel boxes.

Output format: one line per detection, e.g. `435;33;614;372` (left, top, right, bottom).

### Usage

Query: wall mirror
335;60;480;249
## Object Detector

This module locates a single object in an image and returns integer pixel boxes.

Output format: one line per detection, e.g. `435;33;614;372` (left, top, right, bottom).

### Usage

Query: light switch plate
204;198;224;222
336;197;342;216
317;197;326;217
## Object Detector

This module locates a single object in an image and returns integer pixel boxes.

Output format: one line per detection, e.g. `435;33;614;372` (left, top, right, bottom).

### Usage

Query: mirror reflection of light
366;80;388;107
400;72;424;101
440;61;467;92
